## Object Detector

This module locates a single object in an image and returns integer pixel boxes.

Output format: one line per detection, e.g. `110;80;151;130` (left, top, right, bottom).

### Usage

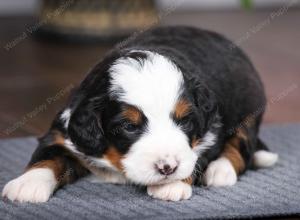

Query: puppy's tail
253;138;278;168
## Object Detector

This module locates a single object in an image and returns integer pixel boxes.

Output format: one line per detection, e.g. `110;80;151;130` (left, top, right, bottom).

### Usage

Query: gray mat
0;124;300;220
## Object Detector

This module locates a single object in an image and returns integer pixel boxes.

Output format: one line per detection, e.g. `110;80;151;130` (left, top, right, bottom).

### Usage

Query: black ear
192;81;219;132
68;100;107;156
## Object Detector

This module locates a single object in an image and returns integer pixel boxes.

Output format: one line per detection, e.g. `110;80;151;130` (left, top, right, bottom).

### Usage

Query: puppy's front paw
2;168;57;203
204;157;237;187
147;181;192;201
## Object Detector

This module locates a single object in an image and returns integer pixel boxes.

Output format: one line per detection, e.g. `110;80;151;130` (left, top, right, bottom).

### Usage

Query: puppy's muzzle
155;157;179;176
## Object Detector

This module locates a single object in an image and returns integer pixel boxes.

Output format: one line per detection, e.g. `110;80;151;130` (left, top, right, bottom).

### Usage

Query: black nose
157;164;178;176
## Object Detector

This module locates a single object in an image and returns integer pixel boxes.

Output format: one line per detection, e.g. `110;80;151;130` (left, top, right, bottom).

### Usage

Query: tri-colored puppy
2;26;278;202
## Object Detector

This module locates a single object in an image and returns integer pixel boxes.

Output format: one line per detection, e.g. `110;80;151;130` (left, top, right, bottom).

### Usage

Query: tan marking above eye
174;99;192;119
122;105;142;124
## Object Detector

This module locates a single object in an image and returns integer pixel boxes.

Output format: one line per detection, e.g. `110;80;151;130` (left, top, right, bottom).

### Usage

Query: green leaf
241;0;253;9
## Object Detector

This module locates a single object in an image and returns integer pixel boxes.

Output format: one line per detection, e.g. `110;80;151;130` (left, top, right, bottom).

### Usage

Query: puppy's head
66;51;217;185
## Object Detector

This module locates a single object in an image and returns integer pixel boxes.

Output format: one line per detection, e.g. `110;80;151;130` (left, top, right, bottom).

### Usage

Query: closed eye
124;122;139;133
174;114;194;132
181;119;194;132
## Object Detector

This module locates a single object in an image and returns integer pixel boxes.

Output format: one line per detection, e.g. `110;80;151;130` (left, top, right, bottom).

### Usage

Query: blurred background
0;0;299;138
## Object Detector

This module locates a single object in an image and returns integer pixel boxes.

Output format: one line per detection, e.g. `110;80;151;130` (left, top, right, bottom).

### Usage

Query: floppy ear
192;81;219;132
68;100;107;156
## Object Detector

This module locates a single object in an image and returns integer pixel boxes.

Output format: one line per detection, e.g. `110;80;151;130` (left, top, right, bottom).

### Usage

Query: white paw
204;157;237;187
147;181;192;201
2;168;57;203
253;150;278;168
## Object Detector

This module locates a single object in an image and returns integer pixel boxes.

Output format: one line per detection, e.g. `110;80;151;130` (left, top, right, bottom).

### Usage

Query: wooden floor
0;9;299;138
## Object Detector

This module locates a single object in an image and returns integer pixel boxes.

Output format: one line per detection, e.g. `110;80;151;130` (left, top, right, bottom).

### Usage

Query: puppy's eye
124;123;138;132
180;119;194;131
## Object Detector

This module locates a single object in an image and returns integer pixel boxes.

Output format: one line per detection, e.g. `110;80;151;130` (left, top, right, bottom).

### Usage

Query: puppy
2;26;278;202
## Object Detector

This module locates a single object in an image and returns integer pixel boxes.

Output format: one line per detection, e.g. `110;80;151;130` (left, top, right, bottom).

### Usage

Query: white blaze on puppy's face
109;51;198;185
